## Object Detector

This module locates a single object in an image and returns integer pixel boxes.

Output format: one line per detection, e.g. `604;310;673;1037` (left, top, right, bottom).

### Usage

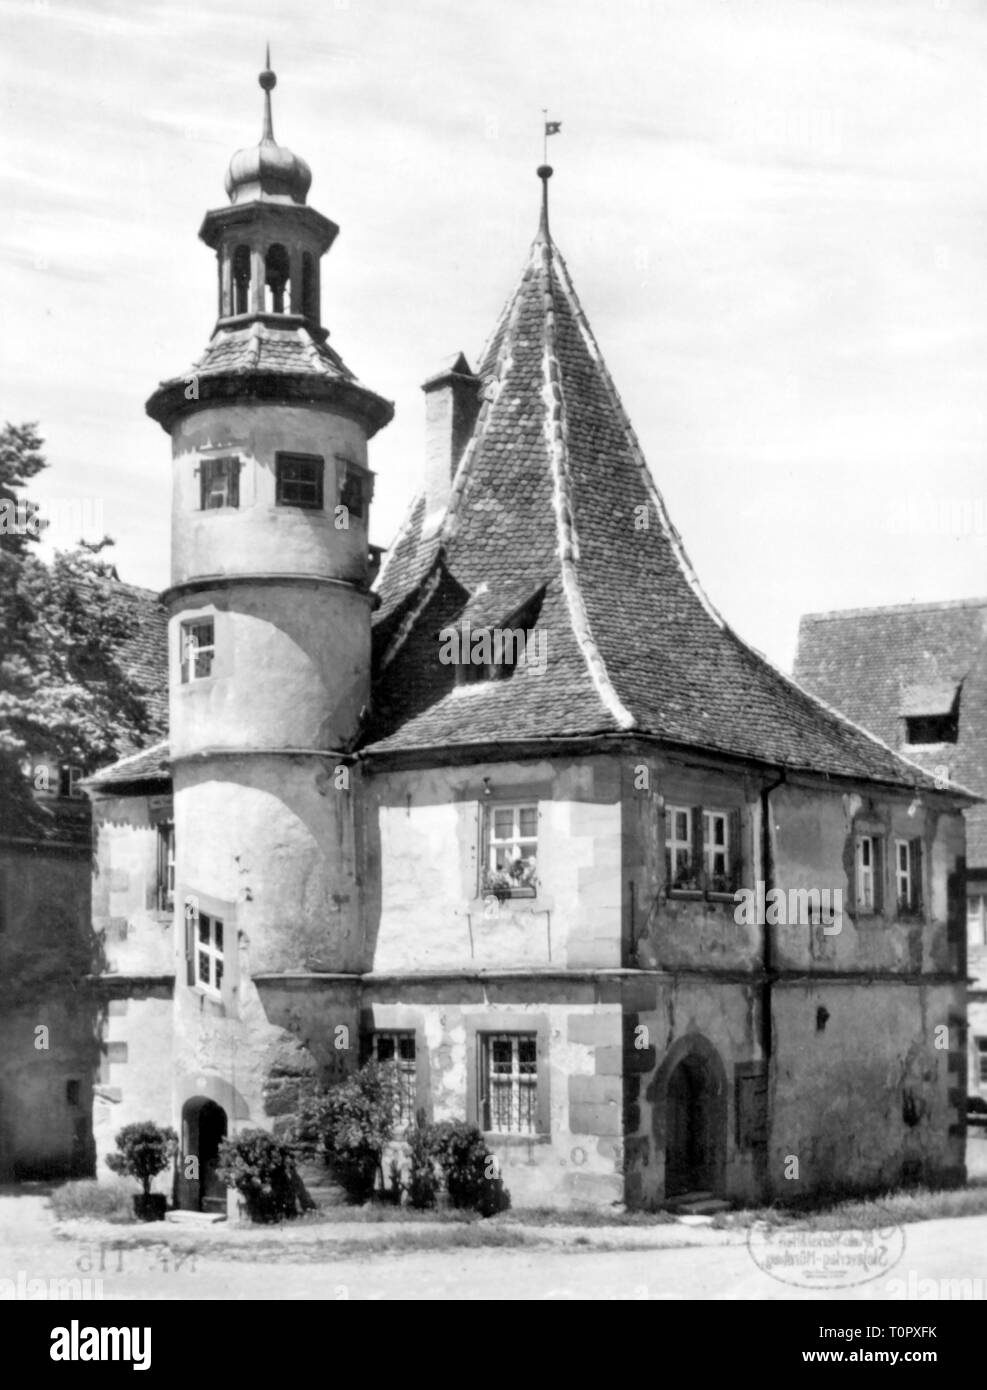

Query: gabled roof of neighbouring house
795;597;987;750
795;596;987;865
366;182;968;796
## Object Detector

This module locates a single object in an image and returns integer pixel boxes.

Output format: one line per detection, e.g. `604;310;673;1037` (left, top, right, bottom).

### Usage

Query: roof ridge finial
536;163;553;243
259;44;276;143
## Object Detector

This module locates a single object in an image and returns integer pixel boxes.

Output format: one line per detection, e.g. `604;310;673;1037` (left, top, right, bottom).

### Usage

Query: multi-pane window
484;804;538;897
978;1038;987;1085
703;811;730;893
666;805;736;893
195;911;224;996
180;619;215;683
481;1034;537;1134
200;456;239;510
157;823;175;911
969;895;987;948
372;1033;416;1128
276;453;324;510
665;807;694;889
855;835;878;913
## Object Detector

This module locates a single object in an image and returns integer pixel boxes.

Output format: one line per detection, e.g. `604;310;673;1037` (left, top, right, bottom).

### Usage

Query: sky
2;0;986;672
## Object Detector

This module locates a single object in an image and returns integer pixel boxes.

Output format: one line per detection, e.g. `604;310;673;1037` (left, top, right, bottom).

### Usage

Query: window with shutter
200;456;239;510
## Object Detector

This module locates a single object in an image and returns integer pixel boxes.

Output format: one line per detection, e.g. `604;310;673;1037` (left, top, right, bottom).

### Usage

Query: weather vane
542;110;562;165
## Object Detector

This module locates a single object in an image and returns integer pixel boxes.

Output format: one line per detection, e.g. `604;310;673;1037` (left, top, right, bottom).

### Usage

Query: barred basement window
372;1033;416;1128
200;456;239;510
276;453;324;510
195;911;224;996
180;620;215;683
157;823;175;911
481;1034;537;1135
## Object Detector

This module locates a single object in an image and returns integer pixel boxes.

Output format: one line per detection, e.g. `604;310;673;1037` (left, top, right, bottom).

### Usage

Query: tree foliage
0;422;156;832
105;1121;178;1197
289;1061;402;1203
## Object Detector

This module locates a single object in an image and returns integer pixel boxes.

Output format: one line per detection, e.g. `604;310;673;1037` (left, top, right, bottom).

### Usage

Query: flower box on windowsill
481;871;538;903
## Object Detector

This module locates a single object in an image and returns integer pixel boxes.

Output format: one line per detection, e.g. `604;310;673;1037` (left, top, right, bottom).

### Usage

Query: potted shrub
216;1129;299;1224
105;1121;178;1221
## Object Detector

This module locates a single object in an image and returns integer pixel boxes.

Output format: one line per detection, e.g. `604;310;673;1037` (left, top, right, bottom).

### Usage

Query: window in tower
199;456;240;510
232;244;251;316
265;244;290;315
337;460;367;521
301;252;317;321
276;453;324;510
180;619;215;683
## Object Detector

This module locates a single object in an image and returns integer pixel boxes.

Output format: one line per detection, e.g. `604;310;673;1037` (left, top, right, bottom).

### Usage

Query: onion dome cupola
146;50;392;439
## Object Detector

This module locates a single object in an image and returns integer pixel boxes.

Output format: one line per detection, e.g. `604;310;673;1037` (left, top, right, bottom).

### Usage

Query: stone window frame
370;1031;418;1131
465;1012;550;1142
181;889;235;1012
358;1008;431;1125
480;801;539;900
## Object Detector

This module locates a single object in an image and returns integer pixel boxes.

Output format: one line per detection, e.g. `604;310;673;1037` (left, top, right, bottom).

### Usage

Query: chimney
422;352;481;533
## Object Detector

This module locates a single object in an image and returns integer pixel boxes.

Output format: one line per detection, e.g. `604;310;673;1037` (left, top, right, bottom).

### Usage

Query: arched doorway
665;1053;717;1196
180;1098;228;1212
652;1035;728;1202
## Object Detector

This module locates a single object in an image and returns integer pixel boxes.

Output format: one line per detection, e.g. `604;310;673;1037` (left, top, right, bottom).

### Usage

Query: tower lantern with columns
144;58;392;1157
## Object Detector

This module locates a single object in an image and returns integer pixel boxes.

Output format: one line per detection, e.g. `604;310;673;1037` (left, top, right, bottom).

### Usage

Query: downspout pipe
760;770;786;1060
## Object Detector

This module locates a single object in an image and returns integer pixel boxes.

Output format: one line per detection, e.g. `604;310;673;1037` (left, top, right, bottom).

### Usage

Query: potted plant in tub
105;1121;178;1221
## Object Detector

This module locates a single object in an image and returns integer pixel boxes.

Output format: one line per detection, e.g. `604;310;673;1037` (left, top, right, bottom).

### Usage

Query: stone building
0;578;166;1180
85;61;974;1211
796;598;987;1119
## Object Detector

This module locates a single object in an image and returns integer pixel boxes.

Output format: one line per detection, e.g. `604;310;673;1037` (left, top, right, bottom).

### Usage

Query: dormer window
905;714;958;746
200;457;239;510
276;453;323;510
901;682;960;746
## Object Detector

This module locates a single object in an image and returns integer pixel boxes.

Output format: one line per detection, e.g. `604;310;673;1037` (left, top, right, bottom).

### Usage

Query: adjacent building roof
366;191;954;795
795;598;987;865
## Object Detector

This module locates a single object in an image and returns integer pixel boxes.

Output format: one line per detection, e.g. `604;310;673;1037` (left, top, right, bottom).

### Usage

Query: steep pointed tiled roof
368;195;964;795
